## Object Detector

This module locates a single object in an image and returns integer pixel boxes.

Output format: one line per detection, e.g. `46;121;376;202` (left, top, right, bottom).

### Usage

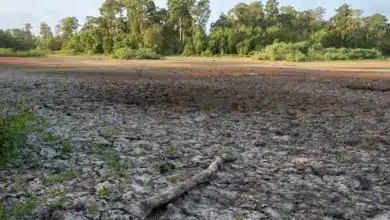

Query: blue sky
1;0;389;34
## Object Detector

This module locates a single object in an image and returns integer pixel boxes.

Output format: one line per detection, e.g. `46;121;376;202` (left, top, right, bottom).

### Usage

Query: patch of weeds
104;170;115;178
101;120;109;127
48;187;62;197
111;128;119;136
144;180;154;188
51;197;68;210
87;142;109;155
168;176;177;184
87;206;98;214
61;140;72;153
110;155;121;170
233;212;245;220
87;141;128;177
218;145;232;155
100;187;111;198
42;132;60;144
0;197;45;219
136;151;146;157
0;102;38;164
10;176;21;192
167;145;175;153
277;207;288;219
47;170;77;185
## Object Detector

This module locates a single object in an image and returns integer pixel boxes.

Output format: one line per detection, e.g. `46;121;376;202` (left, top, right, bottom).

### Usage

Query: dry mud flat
0;72;389;220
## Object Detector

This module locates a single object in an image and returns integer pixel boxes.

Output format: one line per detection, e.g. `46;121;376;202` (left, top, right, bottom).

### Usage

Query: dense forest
0;0;389;60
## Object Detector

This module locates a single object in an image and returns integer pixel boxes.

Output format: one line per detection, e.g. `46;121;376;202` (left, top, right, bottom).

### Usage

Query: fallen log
139;154;234;214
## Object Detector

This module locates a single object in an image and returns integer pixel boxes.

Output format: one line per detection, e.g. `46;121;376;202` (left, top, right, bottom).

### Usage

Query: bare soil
0;57;389;220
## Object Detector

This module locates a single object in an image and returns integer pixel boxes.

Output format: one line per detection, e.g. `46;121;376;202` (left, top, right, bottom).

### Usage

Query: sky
1;0;389;34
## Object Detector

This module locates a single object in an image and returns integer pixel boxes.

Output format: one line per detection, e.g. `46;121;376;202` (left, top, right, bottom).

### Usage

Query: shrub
181;42;195;56
0;48;46;58
256;42;383;62
0;103;37;164
201;50;214;57
112;47;163;60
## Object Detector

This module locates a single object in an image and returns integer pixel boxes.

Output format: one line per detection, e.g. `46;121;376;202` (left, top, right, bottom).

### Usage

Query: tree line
0;0;389;58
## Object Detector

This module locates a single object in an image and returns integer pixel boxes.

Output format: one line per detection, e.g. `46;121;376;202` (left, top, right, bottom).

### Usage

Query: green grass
144;180;154;188
61;140;72;153
100;187;111;198
167;145;175;153
168;176;177;184
47;170;77;185
42;132;60;144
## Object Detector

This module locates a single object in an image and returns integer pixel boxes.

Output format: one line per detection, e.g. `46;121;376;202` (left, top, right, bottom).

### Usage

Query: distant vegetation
0;0;389;61
0;48;46;58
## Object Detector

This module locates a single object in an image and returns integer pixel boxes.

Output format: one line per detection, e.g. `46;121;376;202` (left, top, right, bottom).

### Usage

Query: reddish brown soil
0;57;389;80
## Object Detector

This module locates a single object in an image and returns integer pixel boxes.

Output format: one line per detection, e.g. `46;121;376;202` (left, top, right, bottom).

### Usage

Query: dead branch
139;154;234;215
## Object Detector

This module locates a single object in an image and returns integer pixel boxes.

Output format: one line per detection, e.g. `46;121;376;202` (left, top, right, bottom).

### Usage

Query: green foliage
144;180;154;188
181;41;196;56
87;206;98;214
233;213;245;220
61;140;72;153
10;176;21;192
167;145;175;153
218;145;232;155
0;103;37;164
48;187;62;197
0;48;46;57
112;47;163;60
0;197;45;220
257;41;383;61
100;187;111;198
47;170;77;185
168;176;177;184
42;132;60;144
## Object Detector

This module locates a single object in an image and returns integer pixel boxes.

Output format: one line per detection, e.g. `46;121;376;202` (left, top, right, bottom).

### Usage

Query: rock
272;135;291;142
95;181;112;193
29;179;44;190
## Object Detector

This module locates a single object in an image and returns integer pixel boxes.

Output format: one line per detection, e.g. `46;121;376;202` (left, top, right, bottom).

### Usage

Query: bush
0;103;37;164
256;42;310;61
0;48;46;58
201;50;214;57
112;48;163;60
181;42;195;56
256;42;383;62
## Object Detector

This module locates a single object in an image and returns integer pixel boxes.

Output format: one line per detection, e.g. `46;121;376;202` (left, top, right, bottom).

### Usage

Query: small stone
272;135;291;142
30;179;44;190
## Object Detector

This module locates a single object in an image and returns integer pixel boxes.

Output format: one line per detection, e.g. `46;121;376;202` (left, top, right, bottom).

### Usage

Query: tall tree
191;0;211;30
265;0;279;27
37;22;55;51
56;17;80;43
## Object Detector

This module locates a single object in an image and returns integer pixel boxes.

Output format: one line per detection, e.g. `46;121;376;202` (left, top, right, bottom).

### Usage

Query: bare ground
0;57;389;220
